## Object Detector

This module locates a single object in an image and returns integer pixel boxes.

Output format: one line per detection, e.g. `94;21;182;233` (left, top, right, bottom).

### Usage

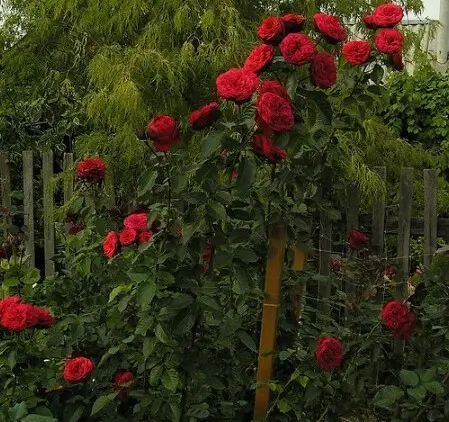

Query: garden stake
254;224;287;421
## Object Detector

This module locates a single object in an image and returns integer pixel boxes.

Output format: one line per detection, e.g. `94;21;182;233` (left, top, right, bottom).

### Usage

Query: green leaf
187;403;210;418
206;202;226;221
3;278;19;287
138;279;156;311
230;228;251;244
407;385;427;402
138;169;158;197
236;155;256;193
155;323;172;344
237;331;257;353
91;396;110;416
370;64;385;84
234;246;258;263
68;407;84;422
421;367;437;382
277;399;292;414
373;386;404;408
21;416;57;422
150;365;164;385
198;296;221;312
23;268;40;284
173;309;196;335
8;402;27;421
143;337;156;359
201;130;225;158
108;285;129;303
162;368;179;392
127;268;149;283
117;295;131;313
400;370;419;387
424;381;444;396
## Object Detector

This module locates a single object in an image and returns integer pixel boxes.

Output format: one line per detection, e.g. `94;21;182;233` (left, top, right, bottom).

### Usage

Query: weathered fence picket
23;151;35;268
0;152;11;237
424;169;438;269
372;166;386;256
318;211;332;315
43;151;55;278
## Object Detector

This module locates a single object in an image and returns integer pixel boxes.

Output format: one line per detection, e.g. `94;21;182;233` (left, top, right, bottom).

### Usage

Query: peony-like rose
76;158;106;184
1;303;39;331
372;3;404;28
281;13;306;34
124;213;148;232
315;337;344;371
381;300;409;330
391;52;405;71
189;102;220;130
313;13;346;44
253;134;287;163
147;115;180;152
259;80;290;101
310;52;337;89
256;92;294;133
280;33;316;65
363;15;377;30
138;231;152;245
216;68;259;103
244;44;274;75
257;17;285;45
103;231;119;259
63;357;95;383
342;40;371;65
347;229;369;250
0;295;21;318
119;228;138;246
35;307;55;328
375;28;403;55
394;311;416;340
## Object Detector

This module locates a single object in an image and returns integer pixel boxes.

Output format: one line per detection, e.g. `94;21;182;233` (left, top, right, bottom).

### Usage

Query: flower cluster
381;300;416;340
347;229;369;250
76;157;106;184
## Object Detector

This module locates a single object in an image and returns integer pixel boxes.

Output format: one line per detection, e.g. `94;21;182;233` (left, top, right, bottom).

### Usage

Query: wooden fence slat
63;153;74;234
0;152;11;237
423;169;438;269
43;151;55;277
372;167;387;256
318;212;332;315
23;151;35;267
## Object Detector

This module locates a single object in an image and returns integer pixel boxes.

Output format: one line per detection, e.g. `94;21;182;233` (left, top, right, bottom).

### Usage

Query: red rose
280;33;316;65
363;15;377;30
103;231;119;259
281;13;306;34
342;40;371;65
124;213;148;232
138;231;152;245
331;259;344;272
313;13;346;44
315;337;344;371
114;370;134;400
244;44;274;75
257;17;285;45
76;158;106;184
256;92;294;133
394;311;416;340
310;52;337;89
0;296;21;318
35;307;55;328
177;225;183;239
63;357;95;383
372;3;404;28
253;134;287;163
1;303;39;331
375;28;403;55
231;170;238;180
202;240;213;272
384;266;397;279
381;300;408;330
147;115;180;152
259;80;290;101
216;68;259;103
391;52;405;71
189;102;221;130
68;223;83;235
119;228;138;246
347;229;369;250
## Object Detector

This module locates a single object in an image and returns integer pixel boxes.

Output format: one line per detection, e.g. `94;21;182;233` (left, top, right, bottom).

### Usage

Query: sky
418;0;440;19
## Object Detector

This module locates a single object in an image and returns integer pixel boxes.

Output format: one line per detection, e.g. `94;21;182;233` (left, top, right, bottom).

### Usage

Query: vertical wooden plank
0;152;11;236
423;169;438;269
254;224;287;421
291;245;306;323
318;212;332;315
23;151;35;267
63;153;74;234
372;167;387;256
42;151;55;277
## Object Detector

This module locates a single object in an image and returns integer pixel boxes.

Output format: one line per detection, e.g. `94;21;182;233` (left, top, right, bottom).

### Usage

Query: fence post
23;151;35;267
372;167;387;256
0;152;11;237
254;223;287;421
42;151;55;278
318;212;332;315
63;153;74;234
291;245;306;323
423;169;438;269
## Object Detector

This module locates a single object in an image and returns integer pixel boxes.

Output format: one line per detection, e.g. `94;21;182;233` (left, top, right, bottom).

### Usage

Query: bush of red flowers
76;157;106;184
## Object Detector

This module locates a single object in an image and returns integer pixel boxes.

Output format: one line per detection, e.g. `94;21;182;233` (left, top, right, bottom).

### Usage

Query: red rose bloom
313;13;346;44
35;307;55;328
315;337;344;371
216;68;259;103
280;33;316;65
259;80;290;101
257;17;285;45
363;15;377;30
381;300;408;330
375;28;403;55
202;240;213;272
342;40;371;65
0;296;21;318
177;225;183;239
103;231;119;259
372;3;404;28
253;134;287;163
347;229;369;250
231;170;238;180
124;213;148;232
189;102;220;130
256;92;294;133
119;228;138;246
310;52;337;89
331;259;344;272
114;370;135;400
244;44;274;74
391;52;405;71
63;357;95;383
281;13;306;34
138;231;152;245
68;223;83;235
147;115;180;152
1;303;39;331
76;158;106;184
384;266;397;279
394;311;416;340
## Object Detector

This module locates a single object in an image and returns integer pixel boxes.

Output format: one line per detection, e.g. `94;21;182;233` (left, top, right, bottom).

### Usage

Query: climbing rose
391;52;405;71
256;92;294;133
342;40;371;65
0;296;21;318
253;134;287;163
394;311;416;340
257;17;284;45
244;44;274;74
216;68;259;103
1;303;39;331
315;337;344;371
63;357;95;383
372;3;404;28
202;240;213;272
189;102;220;130
114;370;135;399
124;213;148;232
76;158;106;184
119;228;138;246
280;33;316;65
34;307;55;328
313;13;346;44
331;259;344;272
381;300;409;330
375;28;403;55
281;13;306;34
68;223;83;235
138;231;152;245
384;266;397;279
259;80;290;101
103;231;119;259
310;52;337;89
347;229;369;250
147;115;180;152
363;15;377;29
